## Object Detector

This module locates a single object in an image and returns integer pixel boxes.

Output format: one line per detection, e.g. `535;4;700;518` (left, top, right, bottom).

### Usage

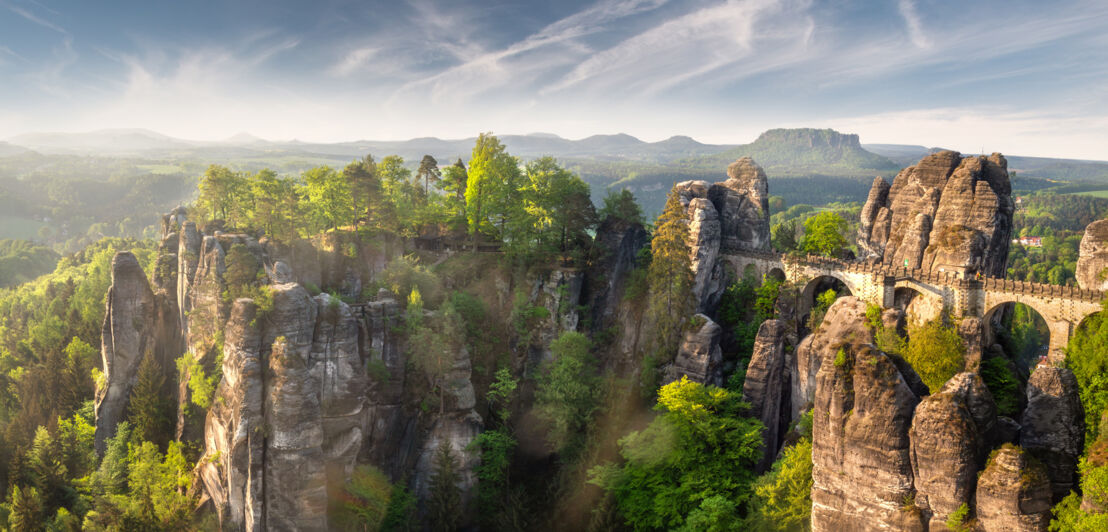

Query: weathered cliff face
975;445;1053;531
1020;366;1084;502
94;252;161;454
909;373;997;528
582;217;649;334
810;325;922;532
711;157;771;252
791;297;874;421
663;314;724;386
743;319;790;472
858;151;1013;276
675;157;771;311
91;208;495;530
1076;219;1108;290
198;284;476;531
412;342;482;511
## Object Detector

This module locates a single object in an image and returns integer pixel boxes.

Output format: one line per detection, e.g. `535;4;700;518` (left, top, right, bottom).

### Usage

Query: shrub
898;318;965;393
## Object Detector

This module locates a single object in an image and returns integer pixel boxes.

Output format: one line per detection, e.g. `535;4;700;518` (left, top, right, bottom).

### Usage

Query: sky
0;0;1106;159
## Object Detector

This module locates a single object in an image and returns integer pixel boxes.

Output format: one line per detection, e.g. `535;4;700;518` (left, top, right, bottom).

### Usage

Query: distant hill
7;128;196;154
690;128;900;177
0;142;29;157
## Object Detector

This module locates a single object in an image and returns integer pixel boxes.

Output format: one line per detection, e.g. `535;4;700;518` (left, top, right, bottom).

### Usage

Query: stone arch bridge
721;250;1105;361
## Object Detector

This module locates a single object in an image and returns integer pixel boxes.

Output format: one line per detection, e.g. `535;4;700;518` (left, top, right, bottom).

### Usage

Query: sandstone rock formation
197;283;477;531
1020;366;1084;502
711;157;771;252
807;297;923;531
674;157;771;311
582;216;649;334
811;343;922;531
664;314;723;386
92;207;491;530
909;373;997;528
1076;219;1108;290
743;319;790;472
791;297;873;420
94;252;160;454
975;445;1053;531
858;151;1014;276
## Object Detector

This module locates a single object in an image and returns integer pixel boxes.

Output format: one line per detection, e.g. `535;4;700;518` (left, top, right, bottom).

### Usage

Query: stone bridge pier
722;250;1105;363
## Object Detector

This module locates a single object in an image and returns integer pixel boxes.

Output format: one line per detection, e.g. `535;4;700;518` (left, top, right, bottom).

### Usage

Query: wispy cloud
897;0;930;49
1;0;67;34
329;47;378;77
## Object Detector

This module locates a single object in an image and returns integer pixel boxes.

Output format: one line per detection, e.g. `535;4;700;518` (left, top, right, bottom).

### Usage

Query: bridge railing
730;248;1105;302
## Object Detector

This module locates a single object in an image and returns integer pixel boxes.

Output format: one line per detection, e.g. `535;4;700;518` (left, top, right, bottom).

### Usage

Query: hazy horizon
2;0;1106;159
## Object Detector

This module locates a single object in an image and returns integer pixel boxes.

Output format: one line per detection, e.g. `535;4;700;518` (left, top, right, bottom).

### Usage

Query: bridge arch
982;301;1051;368
892;282;945;326
799;274;854;330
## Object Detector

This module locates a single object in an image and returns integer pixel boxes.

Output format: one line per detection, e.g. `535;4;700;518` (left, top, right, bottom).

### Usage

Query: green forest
0;132;1105;531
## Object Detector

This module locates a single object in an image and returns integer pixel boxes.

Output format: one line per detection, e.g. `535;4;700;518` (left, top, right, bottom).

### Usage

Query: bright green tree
303;166;354;231
520;157;596;262
465;133;521;244
588;377;765;530
745;439;813;531
196;165;249;226
800;211;849;257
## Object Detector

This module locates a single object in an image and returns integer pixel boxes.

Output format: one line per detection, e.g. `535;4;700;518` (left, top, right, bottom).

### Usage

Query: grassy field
1072;189;1108;198
0;215;45;240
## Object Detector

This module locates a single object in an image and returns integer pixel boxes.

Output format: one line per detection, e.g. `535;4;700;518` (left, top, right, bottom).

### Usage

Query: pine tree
428;442;462;531
417;155;442;195
8;485;43;532
127;352;173;448
647;188;695;357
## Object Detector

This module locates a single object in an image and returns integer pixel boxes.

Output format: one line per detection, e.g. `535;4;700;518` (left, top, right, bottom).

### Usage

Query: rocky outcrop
94;252;160;454
1076;219;1108;290
858;151;1013;276
811;342;922;532
975;445;1052;531
743;319;790;472
412;343;482;513
663;314;723;386
909;373;997;528
857;177;890;259
1020;366;1084;502
200;286;417;531
674;157;771;311
684;195;722;313
582;217;649;333
709;157;771;252
791;297;873;420
808;297;923;531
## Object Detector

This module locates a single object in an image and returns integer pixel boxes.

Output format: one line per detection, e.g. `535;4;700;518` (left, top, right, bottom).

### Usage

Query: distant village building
1013;236;1043;247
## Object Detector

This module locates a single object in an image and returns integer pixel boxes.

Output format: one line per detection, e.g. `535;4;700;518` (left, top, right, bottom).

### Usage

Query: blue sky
1;0;1106;159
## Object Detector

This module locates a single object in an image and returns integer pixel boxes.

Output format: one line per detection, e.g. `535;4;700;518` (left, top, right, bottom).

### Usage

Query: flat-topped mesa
858;151;1014;277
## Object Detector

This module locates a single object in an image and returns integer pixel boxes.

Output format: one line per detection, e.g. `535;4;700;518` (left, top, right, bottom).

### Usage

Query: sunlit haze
2;0;1106;159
